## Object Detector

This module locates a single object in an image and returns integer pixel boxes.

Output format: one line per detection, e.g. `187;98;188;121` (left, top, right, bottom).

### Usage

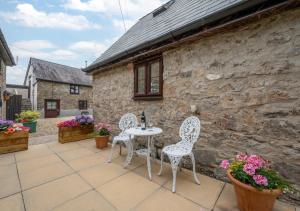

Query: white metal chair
158;116;201;192
108;113;138;167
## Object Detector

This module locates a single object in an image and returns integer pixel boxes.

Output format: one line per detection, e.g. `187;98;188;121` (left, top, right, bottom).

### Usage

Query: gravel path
30;116;73;138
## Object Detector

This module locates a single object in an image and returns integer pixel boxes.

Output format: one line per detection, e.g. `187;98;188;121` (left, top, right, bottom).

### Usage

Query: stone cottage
0;29;15;119
24;58;92;118
84;0;300;202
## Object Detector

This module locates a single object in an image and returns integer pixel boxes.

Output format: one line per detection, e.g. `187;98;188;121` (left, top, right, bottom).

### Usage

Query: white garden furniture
126;127;163;180
158;116;201;192
108;113;137;167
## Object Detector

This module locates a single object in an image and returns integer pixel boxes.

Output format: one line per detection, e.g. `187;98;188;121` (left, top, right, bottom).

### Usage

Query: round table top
125;127;163;136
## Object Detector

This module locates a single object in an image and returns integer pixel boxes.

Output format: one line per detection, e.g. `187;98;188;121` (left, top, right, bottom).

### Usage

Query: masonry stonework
93;8;300;203
0;59;6;119
37;81;92;116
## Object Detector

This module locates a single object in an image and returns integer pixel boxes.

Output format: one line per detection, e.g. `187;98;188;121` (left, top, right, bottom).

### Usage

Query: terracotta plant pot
95;136;109;149
227;171;282;211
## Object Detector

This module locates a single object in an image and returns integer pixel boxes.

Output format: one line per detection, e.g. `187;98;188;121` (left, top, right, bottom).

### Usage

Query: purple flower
243;163;256;176
220;160;230;169
253;174;268;186
75;115;93;125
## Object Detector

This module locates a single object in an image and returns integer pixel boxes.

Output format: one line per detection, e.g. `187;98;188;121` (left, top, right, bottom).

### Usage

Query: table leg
147;136;152;180
124;141;133;168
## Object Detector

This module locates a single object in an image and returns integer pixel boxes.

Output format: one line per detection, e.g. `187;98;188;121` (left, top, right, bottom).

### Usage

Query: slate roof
85;0;267;72
0;29;15;66
25;58;92;86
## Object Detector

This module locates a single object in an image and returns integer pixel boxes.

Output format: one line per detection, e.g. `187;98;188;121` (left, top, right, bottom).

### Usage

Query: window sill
133;96;163;101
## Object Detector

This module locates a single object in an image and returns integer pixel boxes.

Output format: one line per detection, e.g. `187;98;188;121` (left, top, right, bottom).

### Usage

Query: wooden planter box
59;125;94;144
0;131;29;154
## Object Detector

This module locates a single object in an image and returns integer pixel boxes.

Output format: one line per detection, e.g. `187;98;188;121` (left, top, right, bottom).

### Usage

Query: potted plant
57;115;94;143
94;123;111;149
16;110;40;133
220;153;291;211
0;119;29;154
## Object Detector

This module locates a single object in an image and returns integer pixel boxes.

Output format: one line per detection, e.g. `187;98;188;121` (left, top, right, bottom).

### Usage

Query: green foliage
95;128;110;136
16;110;40;122
229;160;291;191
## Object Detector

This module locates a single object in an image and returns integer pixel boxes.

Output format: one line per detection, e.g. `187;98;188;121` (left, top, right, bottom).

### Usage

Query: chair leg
157;150;164;176
189;153;200;185
168;155;182;193
108;140;117;163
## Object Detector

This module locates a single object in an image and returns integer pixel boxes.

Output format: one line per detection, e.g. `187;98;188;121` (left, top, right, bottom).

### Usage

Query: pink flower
243;163;256;176
220;160;230;169
247;155;266;169
253;174;268;186
236;153;248;162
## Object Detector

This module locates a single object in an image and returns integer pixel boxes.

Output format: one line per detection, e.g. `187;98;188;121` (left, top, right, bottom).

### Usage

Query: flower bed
57;115;94;144
0;120;29;154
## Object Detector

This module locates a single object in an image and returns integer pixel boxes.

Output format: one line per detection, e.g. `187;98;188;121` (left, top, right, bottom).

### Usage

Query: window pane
138;66;145;80
151;62;159;77
137;80;145;94
137;66;145;94
150;61;160;93
150;77;159;93
47;101;56;110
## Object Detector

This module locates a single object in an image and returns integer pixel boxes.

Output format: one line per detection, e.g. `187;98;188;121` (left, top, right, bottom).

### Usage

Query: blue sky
0;0;165;84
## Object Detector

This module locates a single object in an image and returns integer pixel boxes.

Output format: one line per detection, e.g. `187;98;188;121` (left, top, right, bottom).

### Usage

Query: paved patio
0;139;297;211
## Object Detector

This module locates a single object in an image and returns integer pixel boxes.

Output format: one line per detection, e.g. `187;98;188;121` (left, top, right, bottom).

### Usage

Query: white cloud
113;19;136;31
6;65;27;85
1;3;101;30
69;41;108;56
10;40;78;61
12;40;57;51
64;0;166;19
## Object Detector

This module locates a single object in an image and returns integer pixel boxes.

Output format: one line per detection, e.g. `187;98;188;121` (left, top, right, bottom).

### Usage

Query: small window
134;55;163;100
46;101;57;110
79;100;88;110
70;84;79;94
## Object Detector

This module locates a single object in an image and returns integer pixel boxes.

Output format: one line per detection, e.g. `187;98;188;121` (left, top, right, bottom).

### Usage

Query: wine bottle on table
141;111;146;130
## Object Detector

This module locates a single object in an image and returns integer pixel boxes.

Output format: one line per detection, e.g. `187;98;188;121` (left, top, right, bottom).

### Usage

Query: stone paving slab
134;187;206;211
97;172;161;210
23;174;92;211
163;170;224;210
0;193;24;211
0;164;21;198
0;153;15;166
52;190;116;211
0;138;297;211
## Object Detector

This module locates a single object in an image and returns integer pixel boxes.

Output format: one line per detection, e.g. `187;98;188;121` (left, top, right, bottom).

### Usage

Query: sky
0;0;166;84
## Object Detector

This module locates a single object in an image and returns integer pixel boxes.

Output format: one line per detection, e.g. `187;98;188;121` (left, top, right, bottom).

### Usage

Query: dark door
44;99;60;118
6;95;22;120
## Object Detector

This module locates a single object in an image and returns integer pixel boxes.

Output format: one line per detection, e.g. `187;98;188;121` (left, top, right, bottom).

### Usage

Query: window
70;84;79;94
134;55;163;100
79;100;88;110
46;101;57;110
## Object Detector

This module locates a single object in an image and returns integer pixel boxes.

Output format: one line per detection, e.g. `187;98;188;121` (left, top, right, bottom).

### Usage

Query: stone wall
0;59;6;119
37;80;93;117
92;8;300;204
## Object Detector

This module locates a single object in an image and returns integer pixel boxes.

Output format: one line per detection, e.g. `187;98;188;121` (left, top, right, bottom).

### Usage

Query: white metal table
125;127;162;180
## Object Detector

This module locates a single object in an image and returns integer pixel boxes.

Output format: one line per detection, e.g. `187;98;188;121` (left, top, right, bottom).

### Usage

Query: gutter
83;0;269;73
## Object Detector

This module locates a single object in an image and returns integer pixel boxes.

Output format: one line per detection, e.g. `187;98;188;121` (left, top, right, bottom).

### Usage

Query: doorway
44;99;60;118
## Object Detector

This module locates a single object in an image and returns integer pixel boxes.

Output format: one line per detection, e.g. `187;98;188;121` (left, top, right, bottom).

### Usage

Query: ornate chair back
119;113;138;134
179;116;201;146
